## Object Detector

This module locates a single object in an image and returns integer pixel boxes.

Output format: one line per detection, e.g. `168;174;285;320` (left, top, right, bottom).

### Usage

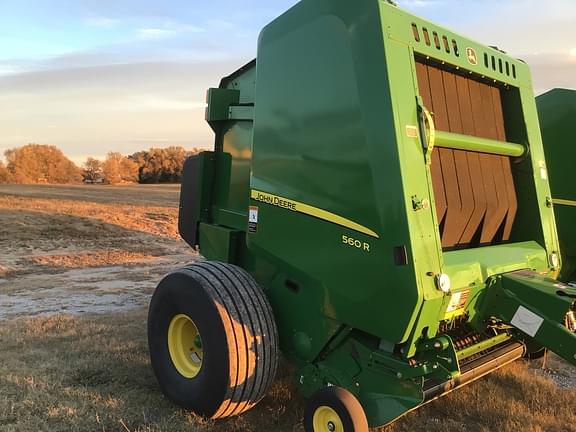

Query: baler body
179;0;576;426
537;88;576;283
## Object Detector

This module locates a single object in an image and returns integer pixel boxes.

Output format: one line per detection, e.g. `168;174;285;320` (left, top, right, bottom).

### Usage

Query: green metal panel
537;88;576;282
250;0;425;356
198;223;242;263
189;0;570;427
480;270;576;366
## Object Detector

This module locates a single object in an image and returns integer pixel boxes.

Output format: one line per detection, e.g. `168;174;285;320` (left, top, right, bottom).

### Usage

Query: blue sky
0;0;574;164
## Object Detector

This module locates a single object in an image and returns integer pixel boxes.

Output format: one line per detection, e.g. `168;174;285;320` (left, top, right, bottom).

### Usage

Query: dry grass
27;251;156;269
0;310;299;432
0;310;574;432
1;184;575;432
0;195;179;239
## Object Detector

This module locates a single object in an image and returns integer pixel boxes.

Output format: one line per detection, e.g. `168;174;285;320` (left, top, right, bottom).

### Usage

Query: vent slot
452;39;460;57
410;24;460;59
443;36;450;53
483;51;517;79
423;27;431;46
412;23;420;42
433;31;441;50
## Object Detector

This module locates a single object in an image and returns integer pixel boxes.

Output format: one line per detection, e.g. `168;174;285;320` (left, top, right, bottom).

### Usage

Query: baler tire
526;347;547;360
147;261;279;419
304;386;369;432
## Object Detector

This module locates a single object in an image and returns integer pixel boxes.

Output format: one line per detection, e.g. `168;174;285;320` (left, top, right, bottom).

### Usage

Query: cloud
137;28;177;40
0;60;242;158
398;0;445;7
136;21;204;40
85;17;120;28
523;54;576;94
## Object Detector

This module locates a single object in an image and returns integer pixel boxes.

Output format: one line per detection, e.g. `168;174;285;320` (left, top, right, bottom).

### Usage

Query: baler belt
416;61;518;248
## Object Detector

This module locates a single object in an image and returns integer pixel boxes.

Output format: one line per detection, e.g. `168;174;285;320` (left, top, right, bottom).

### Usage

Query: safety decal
248;206;259;233
511;305;544;337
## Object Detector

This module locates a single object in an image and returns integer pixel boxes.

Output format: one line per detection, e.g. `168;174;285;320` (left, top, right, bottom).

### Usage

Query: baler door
415;61;518;250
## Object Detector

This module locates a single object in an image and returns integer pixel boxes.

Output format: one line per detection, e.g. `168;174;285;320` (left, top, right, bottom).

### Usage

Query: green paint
537;88;576;283
178;0;576;427
456;333;511;361
435;131;525;157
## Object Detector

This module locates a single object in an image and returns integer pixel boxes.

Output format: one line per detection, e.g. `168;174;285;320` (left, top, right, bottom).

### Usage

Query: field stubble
0;184;574;432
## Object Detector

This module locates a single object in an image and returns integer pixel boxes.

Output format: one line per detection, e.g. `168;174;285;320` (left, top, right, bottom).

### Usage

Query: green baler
537;88;576;284
147;1;576;430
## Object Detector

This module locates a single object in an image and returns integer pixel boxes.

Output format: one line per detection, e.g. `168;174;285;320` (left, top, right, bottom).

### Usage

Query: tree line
0;144;201;185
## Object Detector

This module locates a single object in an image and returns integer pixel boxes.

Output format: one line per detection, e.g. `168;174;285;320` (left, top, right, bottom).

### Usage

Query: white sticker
406;125;419;138
446;292;463;313
511;306;544;337
248;206;259;233
540;167;548;180
538;161;548;180
249;206;258;223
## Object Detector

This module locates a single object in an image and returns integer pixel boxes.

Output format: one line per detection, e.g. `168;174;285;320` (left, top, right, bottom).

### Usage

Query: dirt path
0;252;196;319
0;185;197;319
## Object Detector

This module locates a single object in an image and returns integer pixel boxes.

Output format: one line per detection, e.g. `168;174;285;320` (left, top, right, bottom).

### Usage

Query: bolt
328;421;336;432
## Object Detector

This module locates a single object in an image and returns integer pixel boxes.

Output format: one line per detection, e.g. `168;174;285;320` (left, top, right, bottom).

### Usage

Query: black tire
148;261;279;419
523;339;547;360
526;347;547;360
304;386;369;432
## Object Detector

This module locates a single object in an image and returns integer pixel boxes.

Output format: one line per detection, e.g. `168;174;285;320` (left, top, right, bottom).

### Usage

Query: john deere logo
466;47;478;65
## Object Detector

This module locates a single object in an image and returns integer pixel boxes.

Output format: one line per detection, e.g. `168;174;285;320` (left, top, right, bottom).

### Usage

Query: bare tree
83;157;104;183
130;146;200;183
102;152;139;184
4;144;81;184
0;161;10;183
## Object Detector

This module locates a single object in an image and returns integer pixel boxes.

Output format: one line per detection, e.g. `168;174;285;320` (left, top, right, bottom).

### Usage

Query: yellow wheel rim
313;406;344;432
168;314;203;378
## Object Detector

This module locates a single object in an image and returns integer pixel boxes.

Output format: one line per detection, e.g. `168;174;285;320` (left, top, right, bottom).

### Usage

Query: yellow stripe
552;198;576;207
250;190;379;239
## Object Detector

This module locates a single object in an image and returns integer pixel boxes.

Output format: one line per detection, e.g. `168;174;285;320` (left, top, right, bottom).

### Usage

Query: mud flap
482;270;576;365
178;152;216;248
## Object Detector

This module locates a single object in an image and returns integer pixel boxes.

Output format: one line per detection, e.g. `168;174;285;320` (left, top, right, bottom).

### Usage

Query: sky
0;0;574;164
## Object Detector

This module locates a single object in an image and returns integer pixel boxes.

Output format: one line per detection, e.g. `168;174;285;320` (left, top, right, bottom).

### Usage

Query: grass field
0;184;575;432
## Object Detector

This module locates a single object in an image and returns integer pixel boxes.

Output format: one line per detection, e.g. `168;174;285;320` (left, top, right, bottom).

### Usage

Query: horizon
0;0;575;165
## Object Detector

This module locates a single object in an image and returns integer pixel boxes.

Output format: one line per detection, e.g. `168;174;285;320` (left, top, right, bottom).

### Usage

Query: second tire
148;261;279;418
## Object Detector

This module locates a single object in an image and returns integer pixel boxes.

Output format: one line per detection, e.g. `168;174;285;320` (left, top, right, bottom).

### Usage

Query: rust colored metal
416;60;517;248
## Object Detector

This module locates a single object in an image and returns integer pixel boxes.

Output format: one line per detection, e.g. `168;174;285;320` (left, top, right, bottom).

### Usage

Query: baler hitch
481;270;576;366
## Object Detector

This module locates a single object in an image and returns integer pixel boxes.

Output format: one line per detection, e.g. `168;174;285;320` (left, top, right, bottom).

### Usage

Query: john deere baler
537;88;576;284
147;1;576;430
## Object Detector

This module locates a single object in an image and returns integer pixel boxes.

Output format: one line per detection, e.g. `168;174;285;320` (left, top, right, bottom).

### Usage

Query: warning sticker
511;306;544;337
446;289;470;313
406;125;419;138
248;206;259;233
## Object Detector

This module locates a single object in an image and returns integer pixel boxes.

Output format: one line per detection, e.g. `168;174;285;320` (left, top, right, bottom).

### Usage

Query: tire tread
183;261;278;419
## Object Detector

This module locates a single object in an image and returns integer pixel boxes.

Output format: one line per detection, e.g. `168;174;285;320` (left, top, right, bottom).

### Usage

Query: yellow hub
313;406;344;432
168;314;203;378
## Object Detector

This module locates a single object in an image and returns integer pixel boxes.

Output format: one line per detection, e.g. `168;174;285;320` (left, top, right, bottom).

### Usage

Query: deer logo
466;47;478;66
